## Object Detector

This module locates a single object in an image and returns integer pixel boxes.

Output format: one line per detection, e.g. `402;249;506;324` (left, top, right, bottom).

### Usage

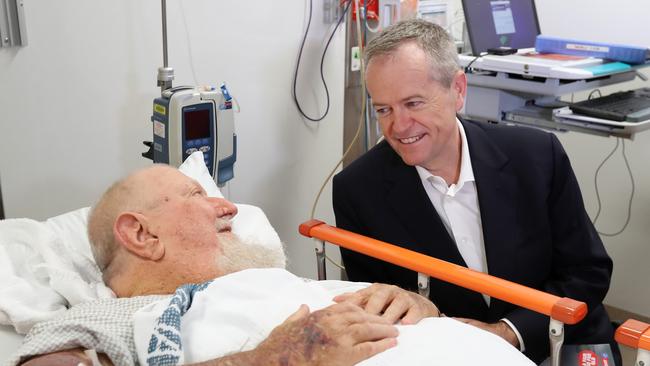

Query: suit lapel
382;149;465;264
463;121;521;315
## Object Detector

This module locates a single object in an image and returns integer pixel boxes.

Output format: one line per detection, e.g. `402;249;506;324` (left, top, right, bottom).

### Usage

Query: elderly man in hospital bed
8;164;534;366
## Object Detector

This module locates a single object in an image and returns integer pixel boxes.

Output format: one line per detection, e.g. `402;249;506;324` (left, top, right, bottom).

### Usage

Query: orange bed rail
615;319;650;351
299;219;587;325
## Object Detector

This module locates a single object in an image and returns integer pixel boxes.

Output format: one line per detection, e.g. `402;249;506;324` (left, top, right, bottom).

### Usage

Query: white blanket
133;268;534;365
0;215;113;334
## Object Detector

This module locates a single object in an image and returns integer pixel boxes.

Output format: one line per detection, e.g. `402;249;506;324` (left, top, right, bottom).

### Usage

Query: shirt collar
416;118;474;196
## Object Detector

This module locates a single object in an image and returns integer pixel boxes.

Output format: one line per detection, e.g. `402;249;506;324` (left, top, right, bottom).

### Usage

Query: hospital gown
7;295;167;366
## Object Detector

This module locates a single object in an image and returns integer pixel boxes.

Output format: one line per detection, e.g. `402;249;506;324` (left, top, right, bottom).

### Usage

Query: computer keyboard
569;88;650;122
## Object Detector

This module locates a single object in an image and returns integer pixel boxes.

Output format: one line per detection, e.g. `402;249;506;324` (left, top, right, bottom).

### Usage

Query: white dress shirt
415;119;525;351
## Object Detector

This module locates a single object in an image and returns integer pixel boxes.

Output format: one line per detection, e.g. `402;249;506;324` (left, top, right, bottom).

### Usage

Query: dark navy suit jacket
333;119;617;363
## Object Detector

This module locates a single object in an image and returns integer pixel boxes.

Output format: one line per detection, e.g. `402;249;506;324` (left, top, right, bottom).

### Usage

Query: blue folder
583;62;631;76
535;35;649;65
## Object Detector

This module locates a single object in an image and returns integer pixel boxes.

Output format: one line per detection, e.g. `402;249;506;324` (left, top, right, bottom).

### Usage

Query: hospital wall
0;1;344;280
0;0;648;320
532;0;650;318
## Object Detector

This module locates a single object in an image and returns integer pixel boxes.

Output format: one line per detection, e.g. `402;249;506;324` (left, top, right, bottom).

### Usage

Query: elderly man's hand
254;303;398;366
333;284;440;325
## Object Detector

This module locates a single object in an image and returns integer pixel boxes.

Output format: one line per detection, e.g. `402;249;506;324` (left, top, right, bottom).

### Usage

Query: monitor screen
184;108;211;140
462;0;540;55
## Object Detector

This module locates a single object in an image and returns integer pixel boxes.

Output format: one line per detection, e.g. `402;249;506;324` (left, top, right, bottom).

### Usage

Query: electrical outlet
351;46;361;72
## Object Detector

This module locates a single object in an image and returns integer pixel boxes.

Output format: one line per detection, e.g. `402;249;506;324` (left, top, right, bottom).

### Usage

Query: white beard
214;230;287;276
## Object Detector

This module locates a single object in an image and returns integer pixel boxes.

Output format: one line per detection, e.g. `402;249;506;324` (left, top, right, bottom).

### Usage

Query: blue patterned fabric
146;281;212;366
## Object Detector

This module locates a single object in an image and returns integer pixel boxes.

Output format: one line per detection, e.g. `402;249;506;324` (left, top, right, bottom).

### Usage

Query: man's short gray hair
364;19;460;87
87;177;133;282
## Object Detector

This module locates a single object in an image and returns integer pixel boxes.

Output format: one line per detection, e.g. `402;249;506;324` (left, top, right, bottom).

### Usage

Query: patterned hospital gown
7;295;168;366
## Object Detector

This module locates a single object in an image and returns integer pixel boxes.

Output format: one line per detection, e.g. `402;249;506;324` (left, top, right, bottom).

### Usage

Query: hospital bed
0;152;628;365
299;219;589;366
615;319;650;366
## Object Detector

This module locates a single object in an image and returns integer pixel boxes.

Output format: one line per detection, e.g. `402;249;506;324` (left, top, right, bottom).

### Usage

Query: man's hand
333;284;440;325
252;302;398;366
454;318;520;348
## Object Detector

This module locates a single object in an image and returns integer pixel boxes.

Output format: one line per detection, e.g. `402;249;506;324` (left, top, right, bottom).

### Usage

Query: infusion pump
146;85;237;186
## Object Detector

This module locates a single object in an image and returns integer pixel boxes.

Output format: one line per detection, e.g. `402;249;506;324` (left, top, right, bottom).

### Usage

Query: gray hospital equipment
142;0;237;186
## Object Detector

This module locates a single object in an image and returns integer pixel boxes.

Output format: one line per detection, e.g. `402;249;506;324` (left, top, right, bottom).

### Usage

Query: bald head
88;164;284;297
88;165;174;281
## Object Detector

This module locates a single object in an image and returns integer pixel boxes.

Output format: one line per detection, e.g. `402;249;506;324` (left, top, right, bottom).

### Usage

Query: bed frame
300;219;588;366
616;319;650;366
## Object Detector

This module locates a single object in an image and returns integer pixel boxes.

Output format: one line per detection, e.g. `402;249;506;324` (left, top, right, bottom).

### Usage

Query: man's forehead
134;166;198;199
146;165;189;181
181;177;204;192
159;169;201;192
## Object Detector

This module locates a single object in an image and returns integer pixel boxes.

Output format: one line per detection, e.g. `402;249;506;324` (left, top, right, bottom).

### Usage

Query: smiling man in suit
332;19;620;364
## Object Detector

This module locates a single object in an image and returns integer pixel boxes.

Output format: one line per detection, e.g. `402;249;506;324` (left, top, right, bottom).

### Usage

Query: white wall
0;0;344;279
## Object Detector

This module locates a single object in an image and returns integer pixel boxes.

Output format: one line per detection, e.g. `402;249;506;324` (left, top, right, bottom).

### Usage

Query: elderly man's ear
113;212;165;261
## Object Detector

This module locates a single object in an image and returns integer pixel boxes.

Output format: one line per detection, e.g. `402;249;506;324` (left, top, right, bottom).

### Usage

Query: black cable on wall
0;179;5;220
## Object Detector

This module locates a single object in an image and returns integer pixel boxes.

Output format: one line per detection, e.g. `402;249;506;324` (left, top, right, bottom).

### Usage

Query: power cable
179;1;199;85
588;89;602;100
309;0;367;271
592;138;635;236
464;53;484;73
292;0;353;122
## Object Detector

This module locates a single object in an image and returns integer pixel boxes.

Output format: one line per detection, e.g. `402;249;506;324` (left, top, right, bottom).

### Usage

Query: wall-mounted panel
0;0;26;47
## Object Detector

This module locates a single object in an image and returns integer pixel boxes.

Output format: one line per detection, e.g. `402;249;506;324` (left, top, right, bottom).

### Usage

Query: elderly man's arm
194;302;398;366
20;302;397;366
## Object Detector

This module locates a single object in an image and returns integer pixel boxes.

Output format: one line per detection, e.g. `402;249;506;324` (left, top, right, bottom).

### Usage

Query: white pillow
0;151;282;333
179;151;283;249
178;151;225;198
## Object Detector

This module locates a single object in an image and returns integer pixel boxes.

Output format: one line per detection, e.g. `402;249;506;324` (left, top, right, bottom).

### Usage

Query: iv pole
157;0;174;92
142;0;175;161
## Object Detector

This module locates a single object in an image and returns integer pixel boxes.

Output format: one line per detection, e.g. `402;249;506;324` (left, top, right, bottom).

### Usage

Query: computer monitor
462;0;541;55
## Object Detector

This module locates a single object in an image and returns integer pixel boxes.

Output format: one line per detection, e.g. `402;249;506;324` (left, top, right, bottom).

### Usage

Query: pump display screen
184;109;211;140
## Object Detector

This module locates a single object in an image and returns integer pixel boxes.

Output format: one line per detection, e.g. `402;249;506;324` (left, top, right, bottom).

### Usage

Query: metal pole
157;0;173;91
549;318;565;366
637;349;650;366
161;0;168;68
316;241;327;280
